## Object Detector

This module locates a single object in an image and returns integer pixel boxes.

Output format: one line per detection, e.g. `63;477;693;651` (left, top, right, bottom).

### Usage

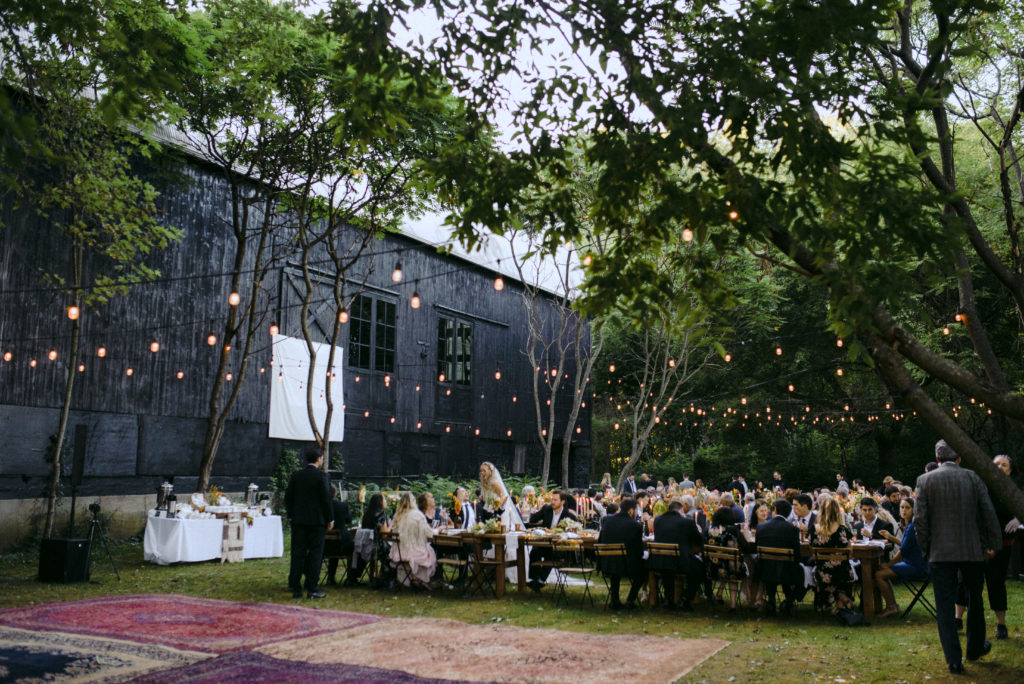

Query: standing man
285;447;333;599
622;473;638;495
915;439;1001;675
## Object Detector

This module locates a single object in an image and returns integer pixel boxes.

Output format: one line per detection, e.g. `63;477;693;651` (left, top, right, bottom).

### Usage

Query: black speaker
71;424;87;487
38;538;90;583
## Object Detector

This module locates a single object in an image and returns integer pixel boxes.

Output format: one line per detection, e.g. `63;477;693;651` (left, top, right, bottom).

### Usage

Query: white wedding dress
484;469;527;582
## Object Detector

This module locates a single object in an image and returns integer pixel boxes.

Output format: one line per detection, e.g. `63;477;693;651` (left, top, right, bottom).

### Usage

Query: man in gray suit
915;439;1001;675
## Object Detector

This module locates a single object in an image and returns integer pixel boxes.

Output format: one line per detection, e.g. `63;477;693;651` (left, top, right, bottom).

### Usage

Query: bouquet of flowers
557;518;583;533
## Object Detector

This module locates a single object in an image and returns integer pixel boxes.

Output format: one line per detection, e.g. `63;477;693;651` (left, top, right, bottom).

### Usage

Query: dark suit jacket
285;465;332;527
528;504;578;529
915;461;1001;562
852;517;894;542
755;515;803;586
622;478;638;495
331;500;354;544
652;510;704;575
597;512;645;577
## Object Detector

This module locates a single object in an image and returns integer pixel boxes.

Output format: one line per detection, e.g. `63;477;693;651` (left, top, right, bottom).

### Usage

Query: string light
225;373;233;381
416;421;422;429
126;367;133;376
228;292;240;306
609;364;615;372
338;308;349;323
364;410;370;418
494;370;501;380
150;340;160;353
48;349;57;361
30;359;36;367
438;373;445;382
77;364;84;372
728;210;738;220
836;339;844;347
410;291;421;309
474;428;480;436
582;254;593;266
942;326;951;335
506;429;512;436
682;228;693;242
954;313;963;322
775;346;782;356
2;351;10;362
269;324;279;336
392;261;403;283
836;367;844;376
207;334;217;346
97;346;107;357
177;371;184;379
494;276;504;291
724;353;732;362
67;306;79;320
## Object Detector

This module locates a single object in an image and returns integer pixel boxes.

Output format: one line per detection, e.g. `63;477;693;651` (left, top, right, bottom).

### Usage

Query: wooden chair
900;576;935;618
466;535;501;597
553;540;594;608
756;546;800;612
433;533;471;592
594;543;628;610
810;546;855;613
525;538;560;592
646;542;682;607
319;529;348;585
379;530;413;589
704;543;745;611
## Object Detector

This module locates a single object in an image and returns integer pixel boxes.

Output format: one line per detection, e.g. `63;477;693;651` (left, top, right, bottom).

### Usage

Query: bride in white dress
479;461;526;582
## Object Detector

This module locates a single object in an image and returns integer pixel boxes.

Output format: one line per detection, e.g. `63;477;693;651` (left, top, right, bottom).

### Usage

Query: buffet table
143;512;284;565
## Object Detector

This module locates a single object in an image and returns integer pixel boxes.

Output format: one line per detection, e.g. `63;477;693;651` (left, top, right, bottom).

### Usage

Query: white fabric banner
268;334;345;441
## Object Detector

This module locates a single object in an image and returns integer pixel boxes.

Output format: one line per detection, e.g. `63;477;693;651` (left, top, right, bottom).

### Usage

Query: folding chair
901;576;936;618
320;529;350;585
525;538;560;593
594;543;628;610
705;544;745;611
379;530;415;589
466;534;501;597
433;532;471;592
756;546;800;613
646;542;682;607
553;540;594;608
810;546;855;614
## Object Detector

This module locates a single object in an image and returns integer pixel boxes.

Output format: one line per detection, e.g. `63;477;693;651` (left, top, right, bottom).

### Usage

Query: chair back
646;541;681;572
594;543;628;576
811;546;852;564
433;533;463;551
756;546;795;562
756;545;800;585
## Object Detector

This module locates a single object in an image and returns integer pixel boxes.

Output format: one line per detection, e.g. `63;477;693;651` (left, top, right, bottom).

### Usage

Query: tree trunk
44;311;80;538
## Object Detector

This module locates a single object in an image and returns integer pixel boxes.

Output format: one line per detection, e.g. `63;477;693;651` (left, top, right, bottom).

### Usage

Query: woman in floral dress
811;496;855;613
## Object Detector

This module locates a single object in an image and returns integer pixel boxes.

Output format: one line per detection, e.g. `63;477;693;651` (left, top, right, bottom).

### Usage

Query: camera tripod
85;505;121;582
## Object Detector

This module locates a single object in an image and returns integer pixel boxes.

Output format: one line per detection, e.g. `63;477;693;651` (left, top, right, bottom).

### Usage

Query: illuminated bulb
724;353;732;362
576;426;582;434
410;291;421;309
259;367;264;373
270;324;279;336
788;383;794;392
474;428;480;436
354;375;359;382
954;313;963;322
416;421;422;429
77;364;84;372
728;210;738;220
506;429;512;437
582;254;593;266
445;425;451;433
446;389;451;396
438;373;445;382
150;340;160;353
390;416;396;424
207;334;217;346
415;385;420;391
942;326;950;335
614;422;620;430
512;396;517;402
494;370;501;380
277;372;283;382
48;349;57;361
392;261;403;282
682;228;693;242
177;371;184;379
775;346;782;356
224;345;231;352
30;359;36;368
494;276;504;291
2;351;10;362
550;368;557;377
67;305;79;320
837;339;844;347
225;373;233;381
228;292;240;306
338;308;349;323
364;411;370;418
609;364;615;373
97;346;107;358
668;359;675;367
126;367;133;376
836;367;844;376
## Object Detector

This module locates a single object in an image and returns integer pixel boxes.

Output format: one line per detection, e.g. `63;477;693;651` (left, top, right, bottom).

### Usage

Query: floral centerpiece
556;518;583;533
470;517;504;534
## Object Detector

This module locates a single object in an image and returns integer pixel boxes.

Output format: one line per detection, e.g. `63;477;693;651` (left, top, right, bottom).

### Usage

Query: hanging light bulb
668;359;675;367
582;254;593;266
225;373;233;381
836;367;844;376
775;346;782;356
392;261;403;282
836;339;844;347
228;292;241;306
494;370;501;380
48;349;57;361
410;291;421;309
126;367;133;376
77;364;85;372
177;371;184;379
741;396;747;405
277;372;284;382
609;364;616;373
506;429;512;437
942;326;951;335
788;383;795;392
438;373;445;382
150;340;160;353
67;305;80;320
474;428;480;436
30;359;37;367
728;210;739;220
269;324;279;336
390;416;396;424
416;421;422;429
724;353;732;362
614;422;620;430
207;334;217;346
445;425;451;433
2;351;11;362
682;228;694;242
576;426;582;434
97;346;107;358
338;308;349;323
494;276;504;291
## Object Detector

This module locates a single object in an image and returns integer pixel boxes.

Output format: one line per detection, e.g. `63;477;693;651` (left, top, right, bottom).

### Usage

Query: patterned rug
259;616;729;684
129;650;481;684
0;625;206;683
0;594;379;654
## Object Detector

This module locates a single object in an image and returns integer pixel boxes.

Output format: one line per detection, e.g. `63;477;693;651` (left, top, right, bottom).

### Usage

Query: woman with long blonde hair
812;496;855;613
389;492;437;587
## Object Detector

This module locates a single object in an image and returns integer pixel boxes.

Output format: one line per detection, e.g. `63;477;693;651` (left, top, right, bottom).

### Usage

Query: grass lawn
1;535;1021;683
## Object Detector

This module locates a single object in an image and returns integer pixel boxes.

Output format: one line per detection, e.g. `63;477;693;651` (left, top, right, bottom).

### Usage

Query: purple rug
0;594;380;654
127;650;487;683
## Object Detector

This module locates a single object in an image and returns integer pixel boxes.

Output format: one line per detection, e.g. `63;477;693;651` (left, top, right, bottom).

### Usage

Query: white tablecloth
143;512;284;565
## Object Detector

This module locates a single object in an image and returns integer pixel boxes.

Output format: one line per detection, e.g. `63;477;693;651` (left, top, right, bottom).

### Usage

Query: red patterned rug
0;594;379;654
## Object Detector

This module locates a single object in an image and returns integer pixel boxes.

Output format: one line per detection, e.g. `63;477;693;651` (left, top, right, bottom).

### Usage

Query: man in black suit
324;482;355;586
791;493;817;542
755;498;803;614
622;474;638;495
852;497;894;542
285;447;333;599
526;490;578;588
651;500;704;610
597;498;645;609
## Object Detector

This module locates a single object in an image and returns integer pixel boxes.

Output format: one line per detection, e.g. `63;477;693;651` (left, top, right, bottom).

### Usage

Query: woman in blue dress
876;497;928;617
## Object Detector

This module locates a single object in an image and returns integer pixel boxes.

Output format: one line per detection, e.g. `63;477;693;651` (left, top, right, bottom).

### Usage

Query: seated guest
852;496;894;542
720;491;745;524
389;492;437;587
357;492;391;575
454;486;476;529
651;500;705;610
706;506;751;609
880;485;901;520
597;498;645;609
876;497;928;617
417;491;440;528
812;496;856;614
604;501;620;517
680;494;709;534
591;489;607;519
526;490;578;589
324;483;355;586
791;494;817;543
755;498;804;615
